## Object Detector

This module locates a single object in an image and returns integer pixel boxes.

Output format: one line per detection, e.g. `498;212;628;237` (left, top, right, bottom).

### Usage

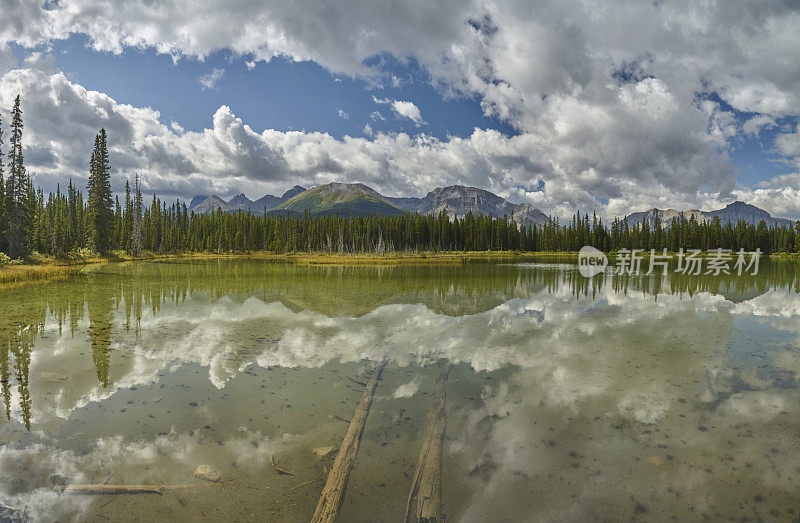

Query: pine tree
4;95;32;259
131;173;143;255
87;129;114;254
123;179;132;252
0;109;5;255
33;188;47;253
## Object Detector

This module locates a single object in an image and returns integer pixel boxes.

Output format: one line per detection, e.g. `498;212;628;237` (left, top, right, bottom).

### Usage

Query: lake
1;258;799;521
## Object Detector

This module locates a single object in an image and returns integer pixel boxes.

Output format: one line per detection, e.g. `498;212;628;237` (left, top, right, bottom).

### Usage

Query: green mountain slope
275;183;407;217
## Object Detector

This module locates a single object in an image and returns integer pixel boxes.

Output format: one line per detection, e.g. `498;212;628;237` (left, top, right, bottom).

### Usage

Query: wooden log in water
57;483;224;495
404;365;452;523
311;360;386;523
269;453;296;476
58;484;164;495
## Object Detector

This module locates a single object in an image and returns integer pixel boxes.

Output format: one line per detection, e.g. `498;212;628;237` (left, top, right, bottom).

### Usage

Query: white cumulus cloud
198;67;225;90
391;100;424;124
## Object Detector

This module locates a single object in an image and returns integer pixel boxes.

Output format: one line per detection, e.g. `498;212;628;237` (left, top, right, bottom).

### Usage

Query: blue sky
705;94;797;187
730;126;794;187
10;34;795;190
12;35;515;141
1;1;799;218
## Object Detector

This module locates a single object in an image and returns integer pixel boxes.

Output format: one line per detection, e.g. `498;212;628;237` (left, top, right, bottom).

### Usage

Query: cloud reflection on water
1;261;799;520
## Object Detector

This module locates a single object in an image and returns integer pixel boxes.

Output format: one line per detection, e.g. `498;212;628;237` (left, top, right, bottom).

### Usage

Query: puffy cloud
6;0;790;120
742;114;777;137
0;43;16;73
21;51;55;73
390;100;423;124
198;67;225;90
0;0;475;79
775;124;800;157
374;96;424;124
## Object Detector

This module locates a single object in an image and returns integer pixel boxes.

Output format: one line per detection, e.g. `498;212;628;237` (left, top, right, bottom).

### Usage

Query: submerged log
404;365;452;523
311;360;386;523
269;453;296;476
57;483;224;495
58;485;164;495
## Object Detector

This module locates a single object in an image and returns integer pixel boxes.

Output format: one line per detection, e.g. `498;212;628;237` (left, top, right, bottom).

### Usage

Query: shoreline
0;251;575;286
1;250;796;287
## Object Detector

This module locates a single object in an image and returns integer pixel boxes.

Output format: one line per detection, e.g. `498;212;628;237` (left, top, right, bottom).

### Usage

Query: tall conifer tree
131;172;143;255
123;179;132;251
5;95;31;258
87;129;114;254
0;109;5;254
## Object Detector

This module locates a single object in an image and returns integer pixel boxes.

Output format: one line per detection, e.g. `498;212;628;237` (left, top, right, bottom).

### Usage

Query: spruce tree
131;172;143;255
123;179;132;252
0;109;5;255
5;95;31;259
87;129;114;254
113;195;122;249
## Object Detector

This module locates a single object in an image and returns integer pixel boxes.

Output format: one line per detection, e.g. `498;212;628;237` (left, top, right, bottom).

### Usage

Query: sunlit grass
0;263;86;286
2;248;788;287
287;251;575;265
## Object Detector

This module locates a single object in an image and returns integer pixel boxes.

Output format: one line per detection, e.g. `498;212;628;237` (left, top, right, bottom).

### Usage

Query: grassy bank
3;249;793;287
0;252;226;286
0;263;90;286
285;251;575;265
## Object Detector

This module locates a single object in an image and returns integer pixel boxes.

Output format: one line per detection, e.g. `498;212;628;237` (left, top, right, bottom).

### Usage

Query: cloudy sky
1;0;799;219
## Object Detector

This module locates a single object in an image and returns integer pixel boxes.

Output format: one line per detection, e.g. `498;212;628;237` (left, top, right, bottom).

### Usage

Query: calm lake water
1;258;800;521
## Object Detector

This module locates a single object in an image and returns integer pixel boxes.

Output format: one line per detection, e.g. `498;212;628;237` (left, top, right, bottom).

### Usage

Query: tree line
2;93;800;260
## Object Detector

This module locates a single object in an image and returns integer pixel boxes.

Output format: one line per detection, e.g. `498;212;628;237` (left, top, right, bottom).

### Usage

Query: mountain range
189;183;550;226
190;185;307;214
623;201;794;228
385;185;549;226
188;183;794;228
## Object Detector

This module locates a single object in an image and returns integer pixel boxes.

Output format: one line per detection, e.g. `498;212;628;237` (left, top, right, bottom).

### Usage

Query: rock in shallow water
48;474;68;486
40;372;69;383
192;464;221;483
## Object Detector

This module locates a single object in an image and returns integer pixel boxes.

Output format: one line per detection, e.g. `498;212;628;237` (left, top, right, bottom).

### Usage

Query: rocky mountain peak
281;185;307;200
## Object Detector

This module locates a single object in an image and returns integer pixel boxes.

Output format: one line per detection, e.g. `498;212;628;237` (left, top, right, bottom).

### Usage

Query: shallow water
1;259;799;521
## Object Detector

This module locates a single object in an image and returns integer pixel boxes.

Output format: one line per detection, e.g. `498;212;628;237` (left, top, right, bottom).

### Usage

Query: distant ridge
410;185;548;226
228;193;255;211
188;182;549;225
190;195;230;214
281;185;307;200
254;194;281;210
189;195;209;209
275;182;405;217
188;183;790;229
624;201;794;228
189;186;307;214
